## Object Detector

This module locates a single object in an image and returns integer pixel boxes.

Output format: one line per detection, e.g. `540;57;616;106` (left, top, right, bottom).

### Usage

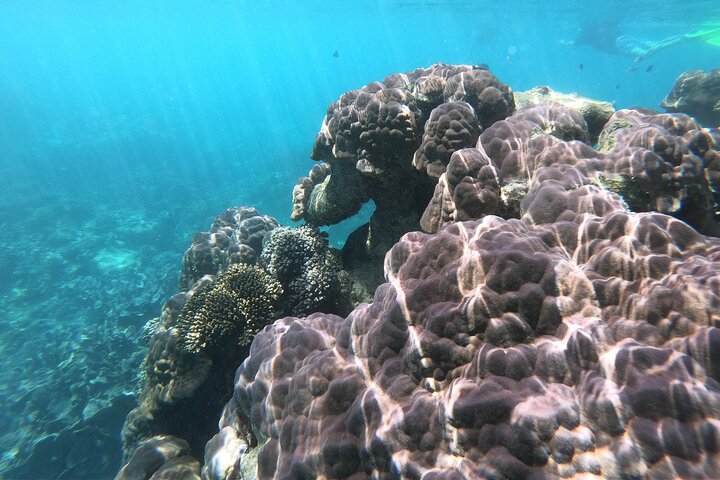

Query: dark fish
333;50;339;58
579;63;584;71
646;64;653;73
616;84;621;90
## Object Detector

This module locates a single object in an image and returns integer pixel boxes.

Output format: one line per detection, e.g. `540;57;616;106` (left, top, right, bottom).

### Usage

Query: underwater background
1;0;719;478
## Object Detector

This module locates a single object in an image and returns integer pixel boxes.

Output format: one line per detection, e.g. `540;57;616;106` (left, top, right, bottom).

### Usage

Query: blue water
1;0;719;477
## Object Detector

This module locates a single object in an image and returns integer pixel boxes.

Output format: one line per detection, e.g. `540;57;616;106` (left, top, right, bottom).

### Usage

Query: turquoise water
1;0;719;477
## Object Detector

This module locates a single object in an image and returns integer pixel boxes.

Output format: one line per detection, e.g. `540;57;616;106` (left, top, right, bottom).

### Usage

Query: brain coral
209;204;720;479
175;263;282;354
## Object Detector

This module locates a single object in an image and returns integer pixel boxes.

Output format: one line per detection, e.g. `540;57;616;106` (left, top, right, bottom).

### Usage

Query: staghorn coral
261;225;350;317
175;264;282;354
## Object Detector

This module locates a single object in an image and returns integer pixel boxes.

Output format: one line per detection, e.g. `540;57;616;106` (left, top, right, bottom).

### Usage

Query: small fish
646;64;653;73
616;84;621;90
579;63;584;71
333;50;339;58
627;65;639;72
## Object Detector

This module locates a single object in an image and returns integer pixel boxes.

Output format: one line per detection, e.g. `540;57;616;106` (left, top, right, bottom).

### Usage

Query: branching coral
174;264;282;354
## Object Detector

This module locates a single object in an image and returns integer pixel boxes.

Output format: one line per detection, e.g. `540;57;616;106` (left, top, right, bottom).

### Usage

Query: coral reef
598;109;720;234
121;210;353;473
179;207;278;290
209;185;720;480
412;101;482;178
514;85;615;143
117;435;200;480
297;63;513;236
293;63;515;297
122;207;282;466
121;284;223;464
662;69;720;127
261;225;351;317
174;263;282;354
118;64;720;480
423;104;720;236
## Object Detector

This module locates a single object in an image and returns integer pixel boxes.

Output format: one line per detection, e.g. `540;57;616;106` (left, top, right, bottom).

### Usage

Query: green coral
174;264;282;354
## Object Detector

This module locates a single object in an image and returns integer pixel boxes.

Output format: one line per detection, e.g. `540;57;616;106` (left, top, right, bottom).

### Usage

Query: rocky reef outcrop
120;208;353;478
119;63;720;480
423;105;720;237
210;209;720;478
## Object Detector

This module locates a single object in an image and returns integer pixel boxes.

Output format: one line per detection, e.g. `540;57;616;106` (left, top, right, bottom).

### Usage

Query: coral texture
201;67;720;479
210;206;720;479
261;225;350;317
412;101;482;178
121;281;218;462
662;69;720;127
174;263;282;354
120;65;720;480
514;85;615;143
123;208;282;466
179;207;278;290
116;435;200;480
423;105;720;236
293;63;514;262
289;64;516;304
443;68;516;129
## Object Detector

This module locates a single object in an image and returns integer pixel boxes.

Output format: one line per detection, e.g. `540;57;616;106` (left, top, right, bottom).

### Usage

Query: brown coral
209;208;720;479
175;264;282;354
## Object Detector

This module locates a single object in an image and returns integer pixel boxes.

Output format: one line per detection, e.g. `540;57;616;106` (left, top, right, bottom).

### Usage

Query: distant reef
117;63;720;480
